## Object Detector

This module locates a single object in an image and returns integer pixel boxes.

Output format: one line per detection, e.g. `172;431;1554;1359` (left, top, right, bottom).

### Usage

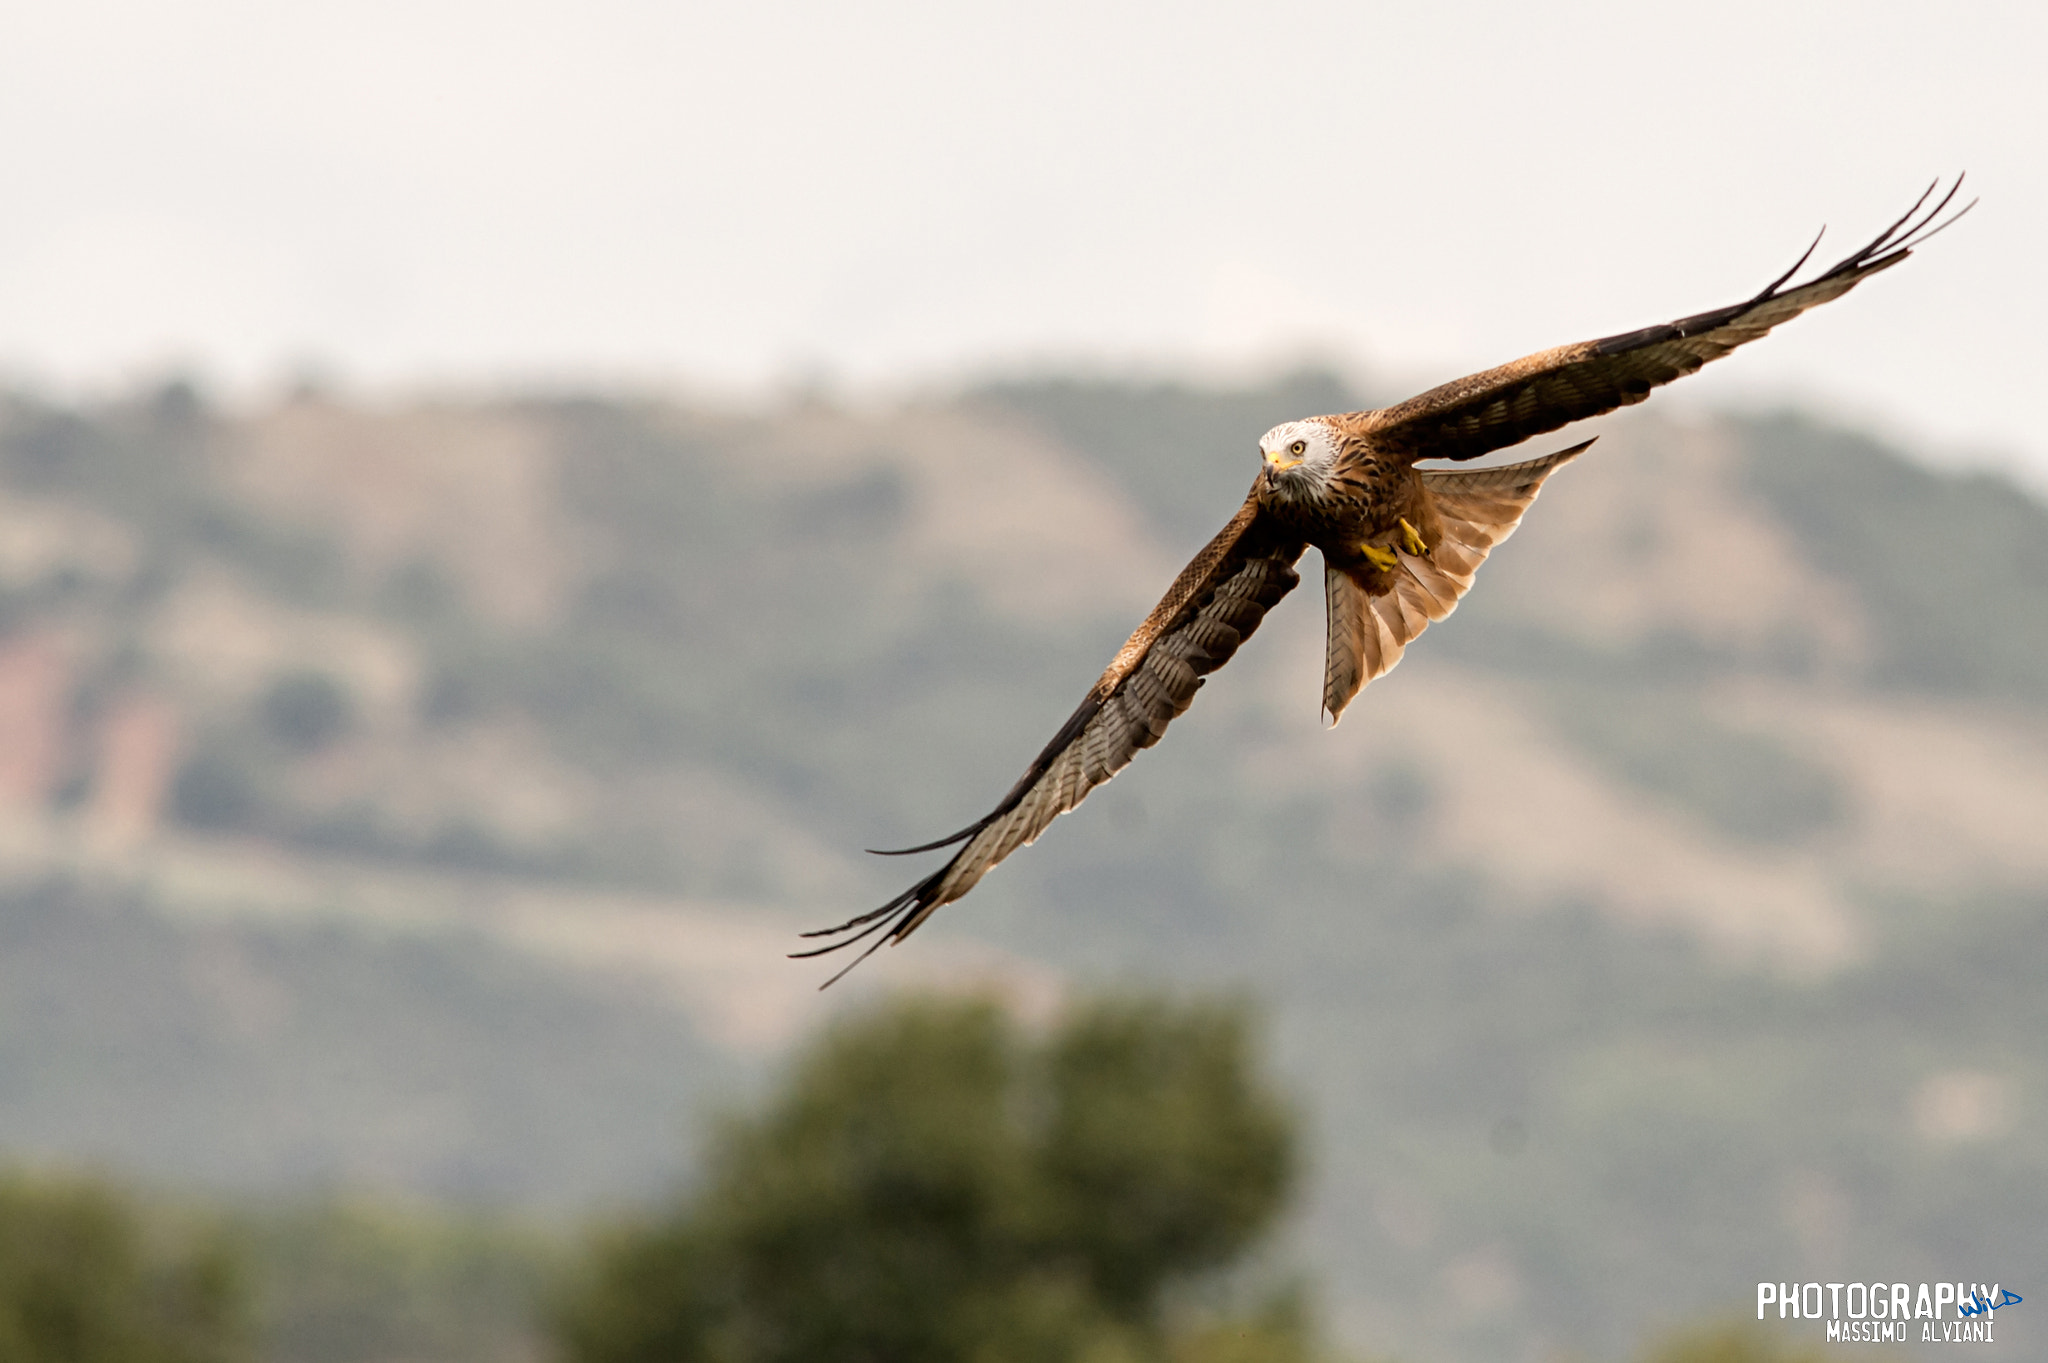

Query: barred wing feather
1322;442;1587;722
1358;179;1970;465
798;497;1305;983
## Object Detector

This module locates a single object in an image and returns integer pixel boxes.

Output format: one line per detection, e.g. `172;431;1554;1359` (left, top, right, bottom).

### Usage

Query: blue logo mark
1959;1288;2022;1318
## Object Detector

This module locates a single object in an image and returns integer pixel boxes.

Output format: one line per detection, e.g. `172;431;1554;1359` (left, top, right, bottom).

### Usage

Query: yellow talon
1399;518;1429;555
1360;542;1400;571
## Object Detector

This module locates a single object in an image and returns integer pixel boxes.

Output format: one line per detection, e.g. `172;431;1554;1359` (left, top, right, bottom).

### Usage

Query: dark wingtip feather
1754;226;1826;301
1872;178;1943;252
1892;179;1975;254
864;822;985;856
793;865;948;987
1709;176;1966;325
1820;174;1972;281
807;926;898;989
1731;176;1972;315
795;895;906;941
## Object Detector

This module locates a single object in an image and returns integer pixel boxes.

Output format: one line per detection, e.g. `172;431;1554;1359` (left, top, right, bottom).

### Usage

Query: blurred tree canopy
555;994;1318;1363
0;1173;243;1363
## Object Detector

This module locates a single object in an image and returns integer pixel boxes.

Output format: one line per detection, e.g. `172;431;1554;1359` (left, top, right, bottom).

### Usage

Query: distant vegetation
0;877;732;1209
1547;687;1846;843
0;1174;242;1362
1741;412;2048;698
557;993;1322;1363
972;370;1364;551
236;1201;554;1363
0;377;2043;1363
0;998;1851;1363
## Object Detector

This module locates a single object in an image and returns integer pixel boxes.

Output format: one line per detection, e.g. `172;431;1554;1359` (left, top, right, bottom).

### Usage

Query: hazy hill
0;376;2041;1362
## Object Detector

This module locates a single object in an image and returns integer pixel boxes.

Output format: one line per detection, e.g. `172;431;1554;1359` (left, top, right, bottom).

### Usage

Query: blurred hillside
0;375;2041;1362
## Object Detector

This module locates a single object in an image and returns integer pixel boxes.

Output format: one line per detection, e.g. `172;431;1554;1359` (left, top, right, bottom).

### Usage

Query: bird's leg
1359;542;1400;572
1398;518;1429;555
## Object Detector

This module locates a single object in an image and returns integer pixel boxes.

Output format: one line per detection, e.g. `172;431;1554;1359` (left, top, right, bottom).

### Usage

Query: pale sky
2;1;2043;479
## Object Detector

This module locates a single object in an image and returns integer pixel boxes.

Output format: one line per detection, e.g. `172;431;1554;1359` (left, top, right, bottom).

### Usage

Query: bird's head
1258;419;1340;495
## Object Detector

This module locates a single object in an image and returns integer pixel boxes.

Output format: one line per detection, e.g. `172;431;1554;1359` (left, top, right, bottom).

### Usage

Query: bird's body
799;181;1971;983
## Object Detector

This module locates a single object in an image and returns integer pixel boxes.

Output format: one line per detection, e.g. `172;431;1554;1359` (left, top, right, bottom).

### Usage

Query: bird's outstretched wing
1355;178;1973;465
1322;441;1588;722
798;490;1306;984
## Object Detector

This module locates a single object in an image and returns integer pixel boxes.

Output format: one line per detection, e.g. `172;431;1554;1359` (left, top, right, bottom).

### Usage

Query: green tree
557;994;1314;1363
236;1200;556;1363
0;1174;244;1363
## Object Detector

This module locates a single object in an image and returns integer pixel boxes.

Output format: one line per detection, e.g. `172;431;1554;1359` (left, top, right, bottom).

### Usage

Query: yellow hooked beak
1264;451;1303;471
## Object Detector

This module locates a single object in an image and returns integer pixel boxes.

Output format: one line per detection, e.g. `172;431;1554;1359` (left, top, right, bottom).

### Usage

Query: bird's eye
1289;440;1307;456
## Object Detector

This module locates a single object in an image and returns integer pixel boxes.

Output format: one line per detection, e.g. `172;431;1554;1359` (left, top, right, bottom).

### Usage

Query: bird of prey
799;179;1970;983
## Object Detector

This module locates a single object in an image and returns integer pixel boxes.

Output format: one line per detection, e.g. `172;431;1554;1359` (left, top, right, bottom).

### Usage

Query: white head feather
1257;418;1340;495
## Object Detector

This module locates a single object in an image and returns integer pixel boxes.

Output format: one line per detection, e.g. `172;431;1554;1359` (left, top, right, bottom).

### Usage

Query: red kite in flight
801;179;1970;983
